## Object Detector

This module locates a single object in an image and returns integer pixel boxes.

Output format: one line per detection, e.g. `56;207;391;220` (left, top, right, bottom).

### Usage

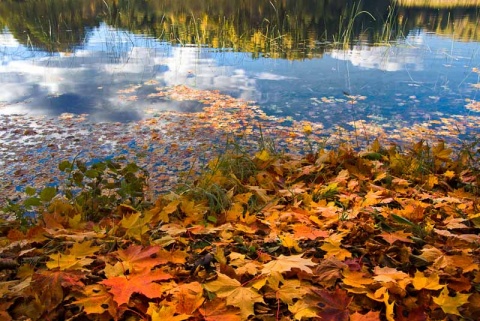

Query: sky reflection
0;24;478;126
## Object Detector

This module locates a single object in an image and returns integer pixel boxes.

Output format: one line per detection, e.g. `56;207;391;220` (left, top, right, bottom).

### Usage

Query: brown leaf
311;287;352;321
31;270;85;312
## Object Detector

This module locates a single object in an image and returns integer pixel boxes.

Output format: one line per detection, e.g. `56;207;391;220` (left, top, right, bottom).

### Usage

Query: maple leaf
114;244;165;273
320;232;352;261
31;270;85;312
46;240;100;271
293;224;329;240
147;303;190;321
373;266;410;287
288;299;320;320
170;282;205;315
67;240;101;257
433;286;471;316
70;284;116;317
350;311;381;321
101;269;173;306
311;288;352;321
279;234;303;252
204;272;264;319
120;212;152;241
342;269;375;291
313;257;347;288
378;230;413;245
274;279;309;305
180;198;208;225
411;271;444;291
362;190;384;207
261;254;315;275
198;297;242;321
145;198;180;223
46;253;94;271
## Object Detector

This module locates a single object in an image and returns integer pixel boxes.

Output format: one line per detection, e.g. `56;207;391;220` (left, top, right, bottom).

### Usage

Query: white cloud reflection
0;25;260;121
328;44;424;72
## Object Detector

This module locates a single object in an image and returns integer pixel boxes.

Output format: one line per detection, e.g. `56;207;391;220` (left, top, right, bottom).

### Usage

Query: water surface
0;0;479;130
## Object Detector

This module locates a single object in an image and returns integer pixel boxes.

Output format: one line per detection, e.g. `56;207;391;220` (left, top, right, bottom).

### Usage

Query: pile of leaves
0;138;480;321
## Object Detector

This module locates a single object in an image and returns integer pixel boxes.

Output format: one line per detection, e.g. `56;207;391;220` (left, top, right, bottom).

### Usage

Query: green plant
58;157;149;221
2;157;150;224
2;185;57;229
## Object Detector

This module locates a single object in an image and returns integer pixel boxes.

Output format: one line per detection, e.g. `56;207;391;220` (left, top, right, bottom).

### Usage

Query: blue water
0;24;479;129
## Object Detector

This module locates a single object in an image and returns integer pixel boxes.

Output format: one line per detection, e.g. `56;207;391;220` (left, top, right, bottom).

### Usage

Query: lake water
1;0;480;201
1;0;479;128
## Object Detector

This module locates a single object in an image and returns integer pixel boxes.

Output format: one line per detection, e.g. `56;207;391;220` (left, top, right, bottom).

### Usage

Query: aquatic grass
333;1;376;49
377;1;406;44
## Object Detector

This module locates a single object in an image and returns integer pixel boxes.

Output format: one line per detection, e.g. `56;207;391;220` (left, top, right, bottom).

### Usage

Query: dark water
0;0;479;130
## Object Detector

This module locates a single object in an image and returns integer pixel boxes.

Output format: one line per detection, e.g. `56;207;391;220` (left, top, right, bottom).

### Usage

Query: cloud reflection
0;25;261;122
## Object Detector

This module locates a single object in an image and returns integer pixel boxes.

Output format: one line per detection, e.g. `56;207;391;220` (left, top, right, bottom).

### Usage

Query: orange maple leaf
350;311;381;321
101;269;172;306
114;244;165;273
198;297;242;321
170;282;205;315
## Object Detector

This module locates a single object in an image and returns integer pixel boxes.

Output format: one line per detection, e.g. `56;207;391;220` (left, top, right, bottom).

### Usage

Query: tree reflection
0;0;478;55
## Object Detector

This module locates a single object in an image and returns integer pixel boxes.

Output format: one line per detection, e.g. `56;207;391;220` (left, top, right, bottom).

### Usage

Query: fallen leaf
204;273;264;319
101;269;173;306
433;286;471;316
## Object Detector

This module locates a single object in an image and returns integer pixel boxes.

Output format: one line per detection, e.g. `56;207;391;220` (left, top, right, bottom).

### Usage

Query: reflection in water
0;21;479;126
0;0;478;54
0;0;478;127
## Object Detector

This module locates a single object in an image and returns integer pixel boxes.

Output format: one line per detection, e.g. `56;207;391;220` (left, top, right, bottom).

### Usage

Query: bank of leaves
0;138;479;321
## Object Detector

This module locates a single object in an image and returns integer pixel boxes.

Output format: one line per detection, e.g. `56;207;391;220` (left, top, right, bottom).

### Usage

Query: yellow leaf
71;284;115;316
204;273;264;319
233;192;253;204
276;280;309;305
303;123;313;135
342;269;375;290
120;212;152;241
320;232;352;261
255;149;271;161
433;286;471;316
225;202;244;222
443;170;455;179
279;234;302;252
180;198;207;225
412;271;444;291
362;190;383;207
384;290;395;321
67;240;101;258
261;254;315;275
371;138;381;152
320;242;352;261
46;253;93;271
426;174;438;189
288;300;320;320
147;303;190;321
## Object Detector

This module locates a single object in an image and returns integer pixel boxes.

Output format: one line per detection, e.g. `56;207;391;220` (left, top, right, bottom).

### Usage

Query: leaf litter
0;84;479;320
